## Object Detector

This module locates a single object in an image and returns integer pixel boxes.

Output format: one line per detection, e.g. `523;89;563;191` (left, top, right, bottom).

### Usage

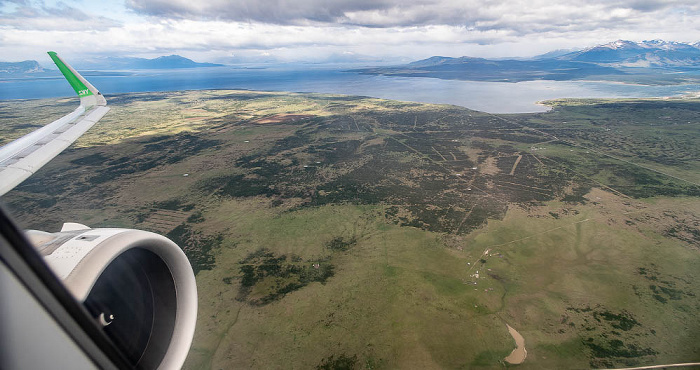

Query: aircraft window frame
0;204;132;370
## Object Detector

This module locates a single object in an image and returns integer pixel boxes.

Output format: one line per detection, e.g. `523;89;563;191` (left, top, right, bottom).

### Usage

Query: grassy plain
1;90;699;369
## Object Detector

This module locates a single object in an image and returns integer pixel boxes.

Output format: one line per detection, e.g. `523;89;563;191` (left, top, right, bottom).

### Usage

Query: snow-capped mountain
356;40;700;83
558;40;700;67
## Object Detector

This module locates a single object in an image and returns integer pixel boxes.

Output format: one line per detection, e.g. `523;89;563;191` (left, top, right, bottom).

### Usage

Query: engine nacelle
26;224;197;370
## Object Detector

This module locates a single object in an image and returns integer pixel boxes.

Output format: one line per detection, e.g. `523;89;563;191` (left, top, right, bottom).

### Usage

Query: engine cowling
26;224;197;370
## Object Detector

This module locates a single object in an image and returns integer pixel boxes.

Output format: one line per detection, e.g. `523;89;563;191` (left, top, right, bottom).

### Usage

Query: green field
1;91;699;369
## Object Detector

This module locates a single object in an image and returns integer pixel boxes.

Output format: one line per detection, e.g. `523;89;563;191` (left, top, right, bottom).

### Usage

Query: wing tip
47;52;107;107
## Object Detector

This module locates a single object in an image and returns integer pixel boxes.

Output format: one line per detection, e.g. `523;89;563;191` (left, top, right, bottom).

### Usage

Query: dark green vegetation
86;133;219;185
166;223;222;275
636;264;696;304
1;91;699;369
511;99;700;187
564;305;656;367
326;236;356;251
316;354;359;370
236;249;334;305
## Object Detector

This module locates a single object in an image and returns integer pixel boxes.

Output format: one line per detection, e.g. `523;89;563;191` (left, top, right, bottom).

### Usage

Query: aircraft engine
25;223;197;370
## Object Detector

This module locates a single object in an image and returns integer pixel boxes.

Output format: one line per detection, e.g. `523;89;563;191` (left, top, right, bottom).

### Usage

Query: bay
2;66;699;113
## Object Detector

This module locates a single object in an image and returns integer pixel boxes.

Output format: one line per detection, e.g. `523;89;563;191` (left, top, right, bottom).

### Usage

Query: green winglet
47;51;93;97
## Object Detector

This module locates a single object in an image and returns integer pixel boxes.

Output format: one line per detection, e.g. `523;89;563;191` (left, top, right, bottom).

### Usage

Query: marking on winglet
47;51;94;97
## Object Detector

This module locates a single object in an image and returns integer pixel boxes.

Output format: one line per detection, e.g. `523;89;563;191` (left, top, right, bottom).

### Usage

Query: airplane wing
0;52;110;196
0;54;197;369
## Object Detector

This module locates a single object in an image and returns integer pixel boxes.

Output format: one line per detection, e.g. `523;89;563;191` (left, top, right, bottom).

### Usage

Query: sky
1;0;700;64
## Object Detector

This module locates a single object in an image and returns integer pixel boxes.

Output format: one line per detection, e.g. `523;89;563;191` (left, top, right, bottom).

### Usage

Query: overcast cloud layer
1;0;699;64
126;0;700;28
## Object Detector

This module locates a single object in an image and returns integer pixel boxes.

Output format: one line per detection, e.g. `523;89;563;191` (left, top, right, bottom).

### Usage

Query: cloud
0;0;29;5
0;0;121;31
125;0;700;30
0;0;699;63
126;0;401;25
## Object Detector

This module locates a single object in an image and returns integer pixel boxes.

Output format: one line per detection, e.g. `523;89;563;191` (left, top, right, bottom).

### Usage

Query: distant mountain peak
141;54;221;68
582;40;649;52
410;40;700;70
559;39;700;67
600;40;638;49
587;39;698;52
0;60;44;74
532;48;580;60
154;55;188;60
407;56;454;66
71;54;223;70
406;55;488;68
359;39;700;85
643;39;670;46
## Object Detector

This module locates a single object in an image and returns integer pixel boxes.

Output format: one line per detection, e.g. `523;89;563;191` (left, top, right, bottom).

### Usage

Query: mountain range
71;55;223;70
0;55;222;75
556;40;700;67
355;40;700;84
3;41;700;84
